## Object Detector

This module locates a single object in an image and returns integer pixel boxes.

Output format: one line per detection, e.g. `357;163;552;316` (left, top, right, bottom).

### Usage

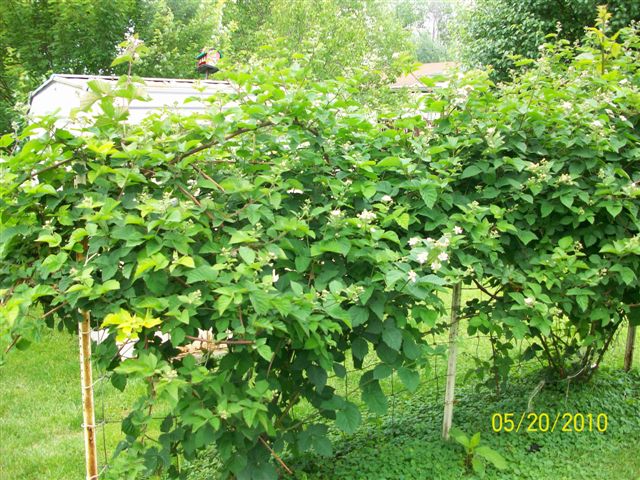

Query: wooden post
79;309;99;479
74;167;98;480
624;323;636;372
442;282;462;441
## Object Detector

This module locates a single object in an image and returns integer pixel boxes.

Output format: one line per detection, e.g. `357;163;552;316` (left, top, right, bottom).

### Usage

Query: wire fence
80;284;636;478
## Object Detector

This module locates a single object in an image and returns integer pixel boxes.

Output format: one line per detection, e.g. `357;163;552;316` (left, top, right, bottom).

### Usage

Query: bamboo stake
79;309;99;479
442;282;462;441
75;170;98;479
624;323;636;372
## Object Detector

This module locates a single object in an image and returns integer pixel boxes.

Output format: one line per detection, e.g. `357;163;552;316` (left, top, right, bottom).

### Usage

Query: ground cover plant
2;322;637;479
1;7;639;480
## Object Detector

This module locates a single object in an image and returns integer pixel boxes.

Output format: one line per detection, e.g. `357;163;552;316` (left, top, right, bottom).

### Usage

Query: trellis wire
81;284;636;476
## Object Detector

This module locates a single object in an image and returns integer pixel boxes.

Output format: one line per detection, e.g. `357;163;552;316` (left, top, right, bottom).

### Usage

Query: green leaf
560;195;574;209
397;366;420;392
382;325;402;351
238;246;256;264
250;290;271;314
336;402;361;434
351;338;368;360
216;294;233;315
469;432;481;449
41;252;68;275
361;381;387;414
229;230;258;244
450;427;469;448
461;165;482;178
256;344;272;361
348;306;368;327
186;265;219;283
310;239;351;256
174;256;195;268
475;445;507;470
516;230;538;245
420;185;438;208
295;255;311;272
396;213;410;230
472;456;486;476
307;366;327;391
36;232;62;247
605;202;622;218
373;364;393;380
377;156;402;168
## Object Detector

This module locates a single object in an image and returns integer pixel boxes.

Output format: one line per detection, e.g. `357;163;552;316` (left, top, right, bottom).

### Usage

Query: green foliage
428;9;640;383
1;7;640;478
0;57;451;478
245;0;413;80
451;428;507;475
288;368;640;479
452;0;640;79
0;0;414;133
414;32;447;63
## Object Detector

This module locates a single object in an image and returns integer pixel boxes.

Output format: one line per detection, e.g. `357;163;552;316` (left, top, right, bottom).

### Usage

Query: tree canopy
451;0;640;79
0;0;414;133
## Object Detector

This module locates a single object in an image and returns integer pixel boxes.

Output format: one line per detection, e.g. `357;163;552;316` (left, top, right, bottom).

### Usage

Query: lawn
1;313;638;480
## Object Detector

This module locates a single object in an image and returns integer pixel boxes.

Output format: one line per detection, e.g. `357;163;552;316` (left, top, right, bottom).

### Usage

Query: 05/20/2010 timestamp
491;412;608;433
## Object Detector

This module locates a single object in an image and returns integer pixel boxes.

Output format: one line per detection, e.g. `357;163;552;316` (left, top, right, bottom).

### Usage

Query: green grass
1;309;638;479
287;367;640;480
0;329;143;480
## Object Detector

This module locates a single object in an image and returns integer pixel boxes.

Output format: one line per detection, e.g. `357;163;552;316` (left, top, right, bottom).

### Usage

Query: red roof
392;62;457;89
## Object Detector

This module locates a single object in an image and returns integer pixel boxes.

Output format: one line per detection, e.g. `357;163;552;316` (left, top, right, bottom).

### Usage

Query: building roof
391;62;457;90
29;74;234;124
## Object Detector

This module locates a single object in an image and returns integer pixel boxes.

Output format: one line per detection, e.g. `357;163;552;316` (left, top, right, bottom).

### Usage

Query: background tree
0;0;224;132
394;0;457;63
0;0;414;132
451;0;640;79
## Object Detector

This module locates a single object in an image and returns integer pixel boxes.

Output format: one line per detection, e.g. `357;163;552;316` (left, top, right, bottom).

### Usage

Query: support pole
79;309;99;479
442;282;462;441
624;323;636;372
75;206;98;479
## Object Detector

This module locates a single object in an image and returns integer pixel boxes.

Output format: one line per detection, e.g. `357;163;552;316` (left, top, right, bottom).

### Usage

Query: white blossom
430;261;442;271
381;195;393;203
408;270;418;283
330;209;342;217
272;269;280;283
357;210;376;221
436;236;450;248
453;226;463;235
287;188;304;194
524;297;535;306
408;237;421;247
417;252;428;264
438;252;449;262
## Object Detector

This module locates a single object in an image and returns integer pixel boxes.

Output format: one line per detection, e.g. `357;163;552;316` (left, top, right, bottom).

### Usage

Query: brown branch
275;391;301;427
176;184;215;221
169;121;273;165
43;302;67;318
4;335;20;354
259;436;293;476
4;301;68;354
20;157;76;184
184;335;254;346
191;164;225;192
472;278;500;300
237;305;245;330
